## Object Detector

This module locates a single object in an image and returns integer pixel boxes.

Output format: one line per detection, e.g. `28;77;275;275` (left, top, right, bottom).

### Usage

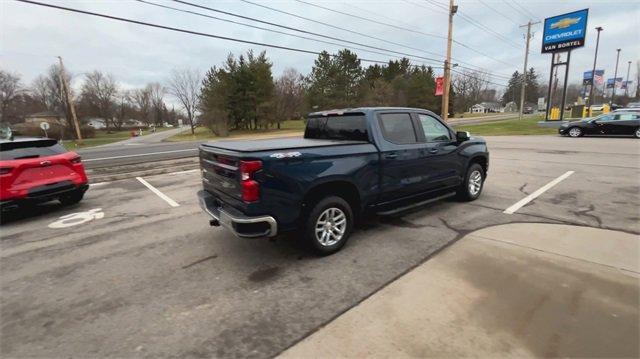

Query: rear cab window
0;139;67;160
304;113;369;141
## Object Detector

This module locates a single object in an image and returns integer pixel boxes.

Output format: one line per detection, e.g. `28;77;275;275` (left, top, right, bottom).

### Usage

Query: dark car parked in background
197;107;489;255
0;138;88;211
559;112;640;138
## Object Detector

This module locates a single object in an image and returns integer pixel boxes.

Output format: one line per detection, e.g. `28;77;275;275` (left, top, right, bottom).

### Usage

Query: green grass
167;120;306;142
452;115;557;136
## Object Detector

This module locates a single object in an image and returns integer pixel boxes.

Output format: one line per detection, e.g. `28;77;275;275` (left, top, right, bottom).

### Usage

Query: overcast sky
1;0;639;96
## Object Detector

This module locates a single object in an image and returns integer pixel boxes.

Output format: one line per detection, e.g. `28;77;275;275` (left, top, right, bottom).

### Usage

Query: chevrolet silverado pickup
198;107;489;255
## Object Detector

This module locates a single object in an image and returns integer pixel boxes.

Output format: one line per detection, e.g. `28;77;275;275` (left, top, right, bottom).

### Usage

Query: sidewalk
280;223;639;358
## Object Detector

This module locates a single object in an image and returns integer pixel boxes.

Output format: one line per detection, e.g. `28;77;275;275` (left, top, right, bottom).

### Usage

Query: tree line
2;48;560;139
0;65;190;138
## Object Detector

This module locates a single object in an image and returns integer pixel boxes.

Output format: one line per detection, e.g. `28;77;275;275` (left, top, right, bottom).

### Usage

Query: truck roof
307;107;437;117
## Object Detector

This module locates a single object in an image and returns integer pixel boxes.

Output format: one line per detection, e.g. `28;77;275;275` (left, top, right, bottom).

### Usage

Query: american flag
593;70;604;85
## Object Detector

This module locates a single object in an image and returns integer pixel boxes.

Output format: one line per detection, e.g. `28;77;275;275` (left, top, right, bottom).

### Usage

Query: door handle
428;148;439;154
384;152;398;159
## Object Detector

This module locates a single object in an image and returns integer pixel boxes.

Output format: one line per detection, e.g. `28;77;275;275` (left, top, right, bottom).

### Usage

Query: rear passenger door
415;113;463;190
613;113;640;135
376;112;426;203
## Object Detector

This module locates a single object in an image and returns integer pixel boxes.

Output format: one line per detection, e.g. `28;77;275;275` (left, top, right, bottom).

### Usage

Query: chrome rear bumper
197;190;277;238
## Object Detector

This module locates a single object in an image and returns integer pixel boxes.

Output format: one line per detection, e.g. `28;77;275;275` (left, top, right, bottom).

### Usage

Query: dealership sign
542;9;589;53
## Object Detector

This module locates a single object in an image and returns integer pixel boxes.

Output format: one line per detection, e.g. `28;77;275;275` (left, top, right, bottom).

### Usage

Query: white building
470;102;503;113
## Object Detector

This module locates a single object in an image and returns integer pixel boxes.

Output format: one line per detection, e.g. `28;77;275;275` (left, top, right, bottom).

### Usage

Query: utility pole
611;48;621;105
518;20;539;120
441;0;456;121
625;60;632;97
57;56;82;143
587;26;603;108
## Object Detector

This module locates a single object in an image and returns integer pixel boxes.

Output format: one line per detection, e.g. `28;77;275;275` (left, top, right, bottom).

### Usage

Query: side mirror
456;131;470;142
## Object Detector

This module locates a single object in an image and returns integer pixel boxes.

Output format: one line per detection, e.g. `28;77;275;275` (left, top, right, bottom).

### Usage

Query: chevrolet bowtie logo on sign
542;9;589;53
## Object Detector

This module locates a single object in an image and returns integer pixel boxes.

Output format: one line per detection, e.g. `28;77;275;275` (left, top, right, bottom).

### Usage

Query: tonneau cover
201;137;368;153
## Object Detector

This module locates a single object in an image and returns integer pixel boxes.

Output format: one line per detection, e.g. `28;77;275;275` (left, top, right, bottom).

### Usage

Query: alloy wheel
468;170;482;197
315;207;347;246
569;127;582;137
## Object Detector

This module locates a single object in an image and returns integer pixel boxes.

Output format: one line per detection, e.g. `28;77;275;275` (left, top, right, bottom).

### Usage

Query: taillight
70;156;82;164
0;167;13;175
239;160;262;202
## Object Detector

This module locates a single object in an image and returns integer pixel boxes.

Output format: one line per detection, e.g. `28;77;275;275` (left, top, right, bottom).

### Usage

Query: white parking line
136;177;180;207
83;148;197;162
504;171;575;214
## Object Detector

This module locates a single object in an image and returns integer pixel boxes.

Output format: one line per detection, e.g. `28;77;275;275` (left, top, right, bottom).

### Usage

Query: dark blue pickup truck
198;107;489;254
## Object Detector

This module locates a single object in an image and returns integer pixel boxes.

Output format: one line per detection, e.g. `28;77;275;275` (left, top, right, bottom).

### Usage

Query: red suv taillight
70;156;82;164
239;160;262;202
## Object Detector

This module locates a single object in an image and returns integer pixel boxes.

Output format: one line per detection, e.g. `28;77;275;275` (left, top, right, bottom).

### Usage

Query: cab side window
379;113;418;144
417;114;451;142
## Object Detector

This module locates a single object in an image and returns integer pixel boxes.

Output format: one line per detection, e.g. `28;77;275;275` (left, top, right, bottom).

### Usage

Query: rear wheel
568;127;583;137
59;190;84;206
457;163;484;202
303;196;353;255
634;127;640;138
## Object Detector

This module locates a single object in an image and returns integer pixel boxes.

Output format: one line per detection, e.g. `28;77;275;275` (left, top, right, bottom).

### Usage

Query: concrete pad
471;223;640;273
280;223;640;358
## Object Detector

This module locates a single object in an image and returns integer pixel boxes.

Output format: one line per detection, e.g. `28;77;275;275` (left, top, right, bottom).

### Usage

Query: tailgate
199;146;243;202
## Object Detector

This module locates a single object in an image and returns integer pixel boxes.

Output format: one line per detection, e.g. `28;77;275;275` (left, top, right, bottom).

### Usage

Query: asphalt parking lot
1;135;639;357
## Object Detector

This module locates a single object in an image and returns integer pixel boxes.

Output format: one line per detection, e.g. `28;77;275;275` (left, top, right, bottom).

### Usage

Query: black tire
303;196;354;255
457;163;484;202
568;127;583;137
634;127;640;139
59;190;84;206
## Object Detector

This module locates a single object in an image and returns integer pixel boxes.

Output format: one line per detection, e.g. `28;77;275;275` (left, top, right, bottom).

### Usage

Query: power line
236;0;447;59
135;0;441;66
288;0;514;77
13;0;444;70
420;0;523;49
509;0;539;20
171;0;448;65
294;0;447;40
242;0;511;77
477;0;520;26
14;0;509;88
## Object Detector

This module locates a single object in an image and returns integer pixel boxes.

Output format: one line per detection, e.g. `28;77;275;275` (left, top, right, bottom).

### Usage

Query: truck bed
201;137;368;153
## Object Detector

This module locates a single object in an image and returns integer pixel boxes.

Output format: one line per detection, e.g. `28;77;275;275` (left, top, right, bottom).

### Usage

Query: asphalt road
78;114;537;169
1;135;638;357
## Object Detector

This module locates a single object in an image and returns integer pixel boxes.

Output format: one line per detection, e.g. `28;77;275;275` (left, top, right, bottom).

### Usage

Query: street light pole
611;48;621;106
624;60;631;97
587;26;603;109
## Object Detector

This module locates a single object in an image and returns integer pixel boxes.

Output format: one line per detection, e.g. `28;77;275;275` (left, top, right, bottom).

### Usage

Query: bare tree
168;68;201;134
452;70;490;113
149;82;165;127
274;68;305;128
80;70;119;130
0;70;23;123
132;85;152;126
31;64;76;131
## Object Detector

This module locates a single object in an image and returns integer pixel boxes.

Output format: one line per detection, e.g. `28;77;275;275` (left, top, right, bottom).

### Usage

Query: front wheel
303;196;353;255
457;163;484;202
568;127;583;137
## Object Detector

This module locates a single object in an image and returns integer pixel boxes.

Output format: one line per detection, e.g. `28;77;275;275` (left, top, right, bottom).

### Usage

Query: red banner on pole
435;76;444;96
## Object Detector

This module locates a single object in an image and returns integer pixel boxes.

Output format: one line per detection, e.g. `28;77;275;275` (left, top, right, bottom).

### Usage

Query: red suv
0;137;88;211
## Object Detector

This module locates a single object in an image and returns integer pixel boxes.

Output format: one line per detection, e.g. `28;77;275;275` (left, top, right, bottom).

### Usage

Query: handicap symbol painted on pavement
48;208;104;229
